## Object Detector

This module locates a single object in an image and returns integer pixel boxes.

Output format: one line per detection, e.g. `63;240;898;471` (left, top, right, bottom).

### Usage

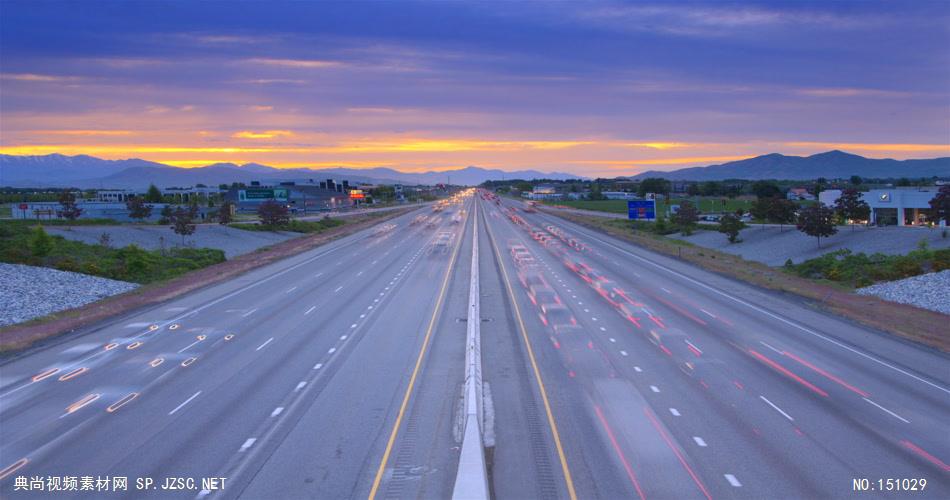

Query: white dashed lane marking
271;407;284;417
760;395;794;421
256;338;274;351
669;408;680;416
650;385;660;393
724;474;742;487
693;436;707;447
334;286;344;293
240;438;256;452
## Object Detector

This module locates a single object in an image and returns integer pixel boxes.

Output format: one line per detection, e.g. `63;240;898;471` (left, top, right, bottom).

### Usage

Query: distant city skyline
1;1;947;176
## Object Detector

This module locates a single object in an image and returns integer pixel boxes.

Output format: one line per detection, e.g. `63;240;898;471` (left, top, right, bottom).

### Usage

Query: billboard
239;188;287;201
628;200;656;220
349;189;365;199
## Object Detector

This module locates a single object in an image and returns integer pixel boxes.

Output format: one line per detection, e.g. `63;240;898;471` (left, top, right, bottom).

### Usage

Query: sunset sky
1;1;948;176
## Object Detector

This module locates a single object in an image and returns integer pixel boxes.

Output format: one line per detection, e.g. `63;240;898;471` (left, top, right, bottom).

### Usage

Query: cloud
577;4;886;37
244;58;342;69
232;130;294;139
795;87;909;98
247;105;274;112
0;73;80;82
34;129;134;136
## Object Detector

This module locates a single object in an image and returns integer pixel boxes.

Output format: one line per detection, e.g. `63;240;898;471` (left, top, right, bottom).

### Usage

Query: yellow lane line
481;197;578;500
367;198;473;500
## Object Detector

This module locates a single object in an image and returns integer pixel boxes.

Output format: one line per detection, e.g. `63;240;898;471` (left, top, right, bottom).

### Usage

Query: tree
850;175;863;186
699;181;720;196
31;226;53;257
169;206;196;245
749;197;772;227
797;205;838;248
57;189;83;221
158;205;173;225
218;201;234;225
637;178;671;199
928;185;950;226
686;183;701;196
751;181;781;199
672;200;699;235
588;183;606;200
258;199;290;227
126;196;153;221
833;188;870;231
717;213;746;243
145;184;163;203
767;198;798;232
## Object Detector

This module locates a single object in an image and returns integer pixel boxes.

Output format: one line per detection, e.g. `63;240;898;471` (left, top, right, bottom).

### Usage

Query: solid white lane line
313;363;323;370
334;286;343;293
271;407;284;417
650;385;660;393
305;306;317;315
669;408;680;416
760;341;783;354
724;474;742;487
693;436;707;447
241;308;258;317
760;395;794;421
285;286;297;293
661;287;672;294
177;339;202;353
314;272;324;278
169;391;201;415
240;438;256;452
295;381;307;392
863;398;910;423
700;308;716;318
256;338;274;351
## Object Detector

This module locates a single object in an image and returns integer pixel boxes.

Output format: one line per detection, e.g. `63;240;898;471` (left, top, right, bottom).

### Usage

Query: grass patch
0;222;225;284
230;218;345;233
785;246;950;288
544;198;754;215
0;218;120;227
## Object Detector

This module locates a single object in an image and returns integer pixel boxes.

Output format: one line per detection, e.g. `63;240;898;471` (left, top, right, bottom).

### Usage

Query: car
647;328;701;362
616;302;643;328
528;284;560;307
591;279;624;307
510;244;529;258
519;269;547;289
573;261;601;284
539;302;576;327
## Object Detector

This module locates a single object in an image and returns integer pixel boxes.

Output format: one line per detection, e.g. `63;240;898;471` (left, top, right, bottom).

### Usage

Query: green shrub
785;246;945;288
0;221;225;284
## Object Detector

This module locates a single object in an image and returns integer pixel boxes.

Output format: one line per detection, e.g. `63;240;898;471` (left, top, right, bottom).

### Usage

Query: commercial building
603;191;639;200
226;180;357;213
819;187;943;227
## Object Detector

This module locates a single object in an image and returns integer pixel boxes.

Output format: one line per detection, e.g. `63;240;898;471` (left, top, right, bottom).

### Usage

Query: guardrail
452;199;490;500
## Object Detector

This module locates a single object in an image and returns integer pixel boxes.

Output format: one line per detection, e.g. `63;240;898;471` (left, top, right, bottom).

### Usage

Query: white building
603;191;639;200
819;187;943;227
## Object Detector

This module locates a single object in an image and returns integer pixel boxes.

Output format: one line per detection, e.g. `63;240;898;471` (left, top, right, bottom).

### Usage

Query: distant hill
628;151;950;181
0;154;584;188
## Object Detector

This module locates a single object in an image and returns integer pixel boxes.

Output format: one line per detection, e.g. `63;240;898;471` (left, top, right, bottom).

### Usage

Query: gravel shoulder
668;225;950;266
0;263;138;327
857;270;950;316
47;224;298;259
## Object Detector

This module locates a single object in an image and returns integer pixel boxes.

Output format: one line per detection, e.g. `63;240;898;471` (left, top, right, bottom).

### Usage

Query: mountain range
629;150;949;181
0;154;583;188
1;150;947;188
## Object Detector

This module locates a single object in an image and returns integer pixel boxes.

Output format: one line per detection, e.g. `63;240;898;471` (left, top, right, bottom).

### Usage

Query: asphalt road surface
1;191;947;499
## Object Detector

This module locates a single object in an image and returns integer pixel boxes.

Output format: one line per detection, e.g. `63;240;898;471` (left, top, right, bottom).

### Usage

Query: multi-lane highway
1;190;947;499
